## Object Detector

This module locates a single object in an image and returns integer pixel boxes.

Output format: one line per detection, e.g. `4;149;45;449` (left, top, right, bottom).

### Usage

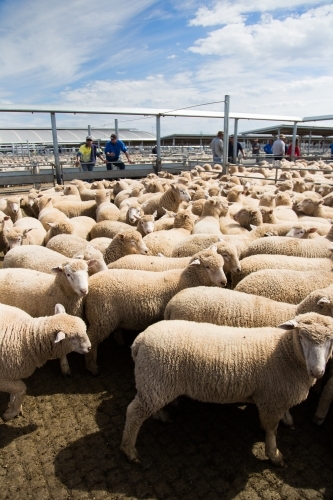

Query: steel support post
291;122;298;161
233;118;239;163
156;115;161;172
223;95;230;174
115;119;119;137
50;112;62;185
88;125;91;136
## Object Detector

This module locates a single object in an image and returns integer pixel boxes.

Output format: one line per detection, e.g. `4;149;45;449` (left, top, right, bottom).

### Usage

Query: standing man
210;131;224;164
263;139;273;155
104;133;133;170
252;138;260;163
272;134;286;162
228;136;245;163
76;135;106;174
329;141;333;160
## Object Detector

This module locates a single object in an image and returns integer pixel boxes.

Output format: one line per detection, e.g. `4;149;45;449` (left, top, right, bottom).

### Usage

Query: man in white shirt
272;134;286;161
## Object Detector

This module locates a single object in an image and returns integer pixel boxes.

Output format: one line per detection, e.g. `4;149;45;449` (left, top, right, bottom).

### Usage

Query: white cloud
189;0;327;26
189;4;333;69
167;55;176;59
0;0;156;90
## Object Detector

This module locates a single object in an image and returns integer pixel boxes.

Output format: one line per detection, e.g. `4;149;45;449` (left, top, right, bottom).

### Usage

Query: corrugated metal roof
0;128;156;144
240;124;333;138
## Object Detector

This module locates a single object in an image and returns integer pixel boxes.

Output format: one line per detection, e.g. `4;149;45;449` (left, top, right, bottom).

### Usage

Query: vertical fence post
291;122;298;161
156;115;161;173
233;118;239;163
50;112;62;185
115;119;119;137
222;95;230;174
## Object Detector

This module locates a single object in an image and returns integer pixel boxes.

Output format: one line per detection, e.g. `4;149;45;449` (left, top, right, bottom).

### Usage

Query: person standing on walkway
210;131;224;164
104;133;133;170
76;135;106;173
228;136;245;163
252;138;260;163
272;134;286;162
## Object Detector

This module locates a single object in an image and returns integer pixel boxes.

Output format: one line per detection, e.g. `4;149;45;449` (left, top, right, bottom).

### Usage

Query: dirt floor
1;329;333;500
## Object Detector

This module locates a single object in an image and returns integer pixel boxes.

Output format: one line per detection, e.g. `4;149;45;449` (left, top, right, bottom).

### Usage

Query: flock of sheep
1;156;333;470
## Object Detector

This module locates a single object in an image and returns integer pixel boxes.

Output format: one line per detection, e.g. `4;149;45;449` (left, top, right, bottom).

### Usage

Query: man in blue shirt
330;142;333;159
104;134;133;170
263;139;273;155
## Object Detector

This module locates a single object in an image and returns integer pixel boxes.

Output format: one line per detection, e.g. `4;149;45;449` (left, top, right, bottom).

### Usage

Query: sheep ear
157;253;165;257
133;214;141;221
46;222;58;228
210;244;218;252
152;210;157;218
54;304;66;314
190;258;201;266
51;265;64;274
250;224;257;230
3;216;11;221
87;259;98;268
317;297;331;305
278;319;298;330
23;228;33;236
73;254;84;259
308;228;317;233
54;331;66;343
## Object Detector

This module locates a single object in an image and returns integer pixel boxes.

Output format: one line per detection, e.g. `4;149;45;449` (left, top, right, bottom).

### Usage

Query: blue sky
0;0;332;136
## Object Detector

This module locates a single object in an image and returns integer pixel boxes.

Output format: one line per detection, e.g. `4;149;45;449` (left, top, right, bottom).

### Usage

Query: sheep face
190;249;227;287
5;227;33;249
128;206;142;224
279;313;333;379
52;261;89;297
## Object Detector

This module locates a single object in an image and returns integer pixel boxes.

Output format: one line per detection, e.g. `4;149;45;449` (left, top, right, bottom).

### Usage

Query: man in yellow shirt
75;136;106;176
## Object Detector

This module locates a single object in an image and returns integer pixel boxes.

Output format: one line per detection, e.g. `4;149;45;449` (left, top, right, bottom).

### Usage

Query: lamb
108;241;241;275
142;183;191;219
120;313;333;466
0;196;23;222
0;303;91;421
243;224;333;259
192;197;227;236
0;214;14;253
90;220;134;239
164;285;333;327
171;234;224;257
232;207;263;231
46;234;96;258
53;199;97;219
3;244;106;276
143;209;196;256
84;248;226;375
44;216;96;243
103;229;149;264
118;200;144;225
234;269;333;304
4;217;46;249
37;197;69;230
297;197;333;220
134;212;157;236
231;253;333;288
95;190;120;222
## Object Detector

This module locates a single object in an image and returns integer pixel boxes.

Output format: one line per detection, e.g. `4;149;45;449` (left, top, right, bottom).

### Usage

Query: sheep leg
85;345;99;376
0;379;26;422
121;395;157;463
59;355;71;378
313;377;333;425
281;410;294;428
258;409;284;466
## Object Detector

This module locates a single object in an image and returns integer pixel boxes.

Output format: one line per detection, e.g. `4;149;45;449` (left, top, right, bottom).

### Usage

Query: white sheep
142;183;191;219
44;216;96;243
3;244;106;276
0;213;13;253
4;217;46;249
121;313;333;466
84;248;226;375
0;303;91;421
0;196;23;222
234;269;333;304
37;196;69;230
0;260;90;376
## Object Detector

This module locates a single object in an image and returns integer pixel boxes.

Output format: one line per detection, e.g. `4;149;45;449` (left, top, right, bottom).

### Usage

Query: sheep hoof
313;415;325;425
120;445;142;464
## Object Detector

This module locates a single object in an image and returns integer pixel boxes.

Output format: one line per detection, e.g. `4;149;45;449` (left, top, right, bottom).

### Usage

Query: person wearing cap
75;136;106;176
104;134;133;170
252;139;260;161
272;135;286;161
